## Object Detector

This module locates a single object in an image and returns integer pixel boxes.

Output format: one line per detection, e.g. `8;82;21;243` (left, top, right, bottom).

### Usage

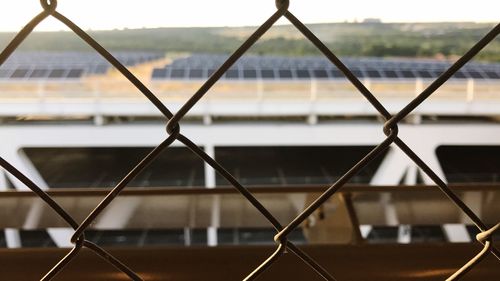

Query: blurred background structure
0;1;499;280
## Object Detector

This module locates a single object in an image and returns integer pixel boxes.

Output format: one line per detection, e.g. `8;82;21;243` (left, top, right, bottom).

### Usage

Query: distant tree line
0;23;497;62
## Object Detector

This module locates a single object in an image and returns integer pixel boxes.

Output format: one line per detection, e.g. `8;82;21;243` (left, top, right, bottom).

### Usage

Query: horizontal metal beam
0;184;498;197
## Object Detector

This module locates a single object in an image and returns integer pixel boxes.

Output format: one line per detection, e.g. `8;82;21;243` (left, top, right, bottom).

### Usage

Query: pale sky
0;0;498;32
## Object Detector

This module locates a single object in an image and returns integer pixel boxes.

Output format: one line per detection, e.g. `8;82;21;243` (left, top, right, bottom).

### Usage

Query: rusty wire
0;0;499;280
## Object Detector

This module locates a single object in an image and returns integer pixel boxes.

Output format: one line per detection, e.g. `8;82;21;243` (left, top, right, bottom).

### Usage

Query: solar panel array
0;51;163;80
152;54;500;80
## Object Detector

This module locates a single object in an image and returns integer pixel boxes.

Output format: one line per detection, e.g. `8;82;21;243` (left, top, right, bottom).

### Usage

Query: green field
0;22;498;61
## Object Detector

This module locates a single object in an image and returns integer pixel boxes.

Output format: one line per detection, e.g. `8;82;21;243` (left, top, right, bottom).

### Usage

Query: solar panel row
0;51;163;80
0;67;87;79
168;54;500;70
152;54;500;80
1;51;163;66
152;65;500;80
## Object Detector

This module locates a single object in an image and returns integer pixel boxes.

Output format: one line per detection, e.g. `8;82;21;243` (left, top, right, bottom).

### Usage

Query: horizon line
0;20;497;33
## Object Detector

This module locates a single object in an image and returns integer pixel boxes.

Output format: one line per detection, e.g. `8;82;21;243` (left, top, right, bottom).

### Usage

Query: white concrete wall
1;122;499;247
1;122;499;187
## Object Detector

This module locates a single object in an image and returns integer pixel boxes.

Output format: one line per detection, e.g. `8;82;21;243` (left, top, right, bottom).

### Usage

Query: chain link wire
0;0;498;280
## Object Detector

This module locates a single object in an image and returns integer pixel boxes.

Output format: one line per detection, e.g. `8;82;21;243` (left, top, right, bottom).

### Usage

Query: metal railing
1;77;500;119
0;184;498;232
1;77;499;101
0;0;498;280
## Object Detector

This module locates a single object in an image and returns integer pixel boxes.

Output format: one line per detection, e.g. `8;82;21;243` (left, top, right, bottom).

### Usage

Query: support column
23;200;45;229
184;227;192;246
93;115;105;126
397;225;411;244
5;228;21;248
380;193;399;225
371;148;408;225
404;164;418;185
415;78;423;96
95;197;142;229
443;224;471;243
371;147;410;185
208;195;221;247
409;145;446;185
0;170;8;190
360;225;372;239
257;80;264;101
460;192;483;224
47;228;74;248
1;148;50;229
363;78;371;91
466;79;474;102
308;79;318;125
391;131;446;185
307;115;318;125
204;145;216;188
186;195;198;246
203;115;212;125
204;144;219;246
406;114;422;125
3;148;48;190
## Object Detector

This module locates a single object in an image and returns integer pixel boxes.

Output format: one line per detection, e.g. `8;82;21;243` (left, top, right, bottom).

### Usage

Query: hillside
0;22;498;61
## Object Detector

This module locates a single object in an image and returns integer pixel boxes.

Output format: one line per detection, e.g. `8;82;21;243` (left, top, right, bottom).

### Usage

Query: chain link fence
0;0;499;280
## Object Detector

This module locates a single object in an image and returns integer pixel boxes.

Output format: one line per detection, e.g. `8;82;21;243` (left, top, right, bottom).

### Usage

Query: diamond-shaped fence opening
0;0;499;280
